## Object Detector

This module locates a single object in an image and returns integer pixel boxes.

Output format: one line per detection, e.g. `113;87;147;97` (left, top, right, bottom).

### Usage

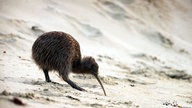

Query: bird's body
32;31;106;95
32;31;81;74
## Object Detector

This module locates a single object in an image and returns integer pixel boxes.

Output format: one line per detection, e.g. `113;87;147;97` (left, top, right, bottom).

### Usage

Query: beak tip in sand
94;75;107;96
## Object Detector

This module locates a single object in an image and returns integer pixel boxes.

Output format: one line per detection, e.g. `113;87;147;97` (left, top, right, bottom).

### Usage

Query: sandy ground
0;0;192;108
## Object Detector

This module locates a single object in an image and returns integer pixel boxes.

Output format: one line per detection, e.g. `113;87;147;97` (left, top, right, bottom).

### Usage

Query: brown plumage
32;31;106;96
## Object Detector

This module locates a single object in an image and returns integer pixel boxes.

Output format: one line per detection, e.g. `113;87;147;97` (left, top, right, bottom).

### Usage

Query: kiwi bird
32;31;106;96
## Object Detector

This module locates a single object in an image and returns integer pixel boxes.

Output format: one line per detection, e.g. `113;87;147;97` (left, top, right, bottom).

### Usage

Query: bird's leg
60;69;86;91
43;69;62;85
66;79;86;91
43;69;51;82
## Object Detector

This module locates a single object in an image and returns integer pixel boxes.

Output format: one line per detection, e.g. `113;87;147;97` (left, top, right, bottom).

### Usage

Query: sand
0;0;192;108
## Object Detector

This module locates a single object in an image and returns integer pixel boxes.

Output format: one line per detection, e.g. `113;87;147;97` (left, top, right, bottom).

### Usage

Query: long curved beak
94;75;106;96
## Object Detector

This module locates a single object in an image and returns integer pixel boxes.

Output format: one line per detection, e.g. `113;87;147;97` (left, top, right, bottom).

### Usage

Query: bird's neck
72;63;90;74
